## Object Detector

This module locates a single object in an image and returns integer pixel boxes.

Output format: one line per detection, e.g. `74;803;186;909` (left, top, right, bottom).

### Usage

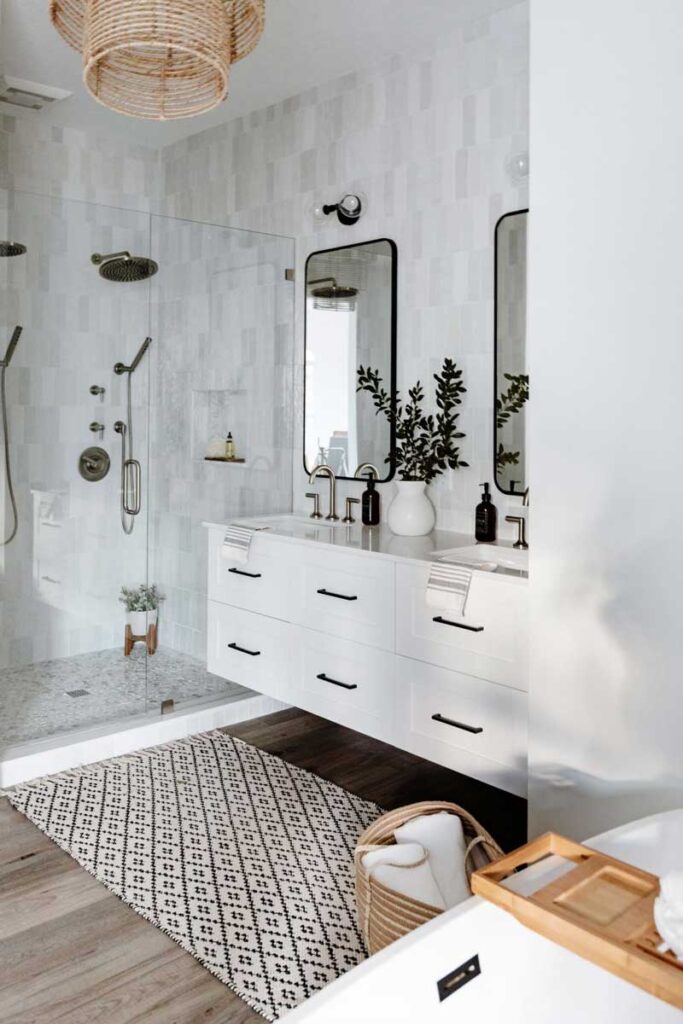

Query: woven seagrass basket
355;800;504;955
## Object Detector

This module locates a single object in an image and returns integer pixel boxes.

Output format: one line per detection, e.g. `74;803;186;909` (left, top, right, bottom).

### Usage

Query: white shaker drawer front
295;550;395;651
396;563;528;688
299;628;394;722
397;657;527;795
207;601;295;702
207;527;295;620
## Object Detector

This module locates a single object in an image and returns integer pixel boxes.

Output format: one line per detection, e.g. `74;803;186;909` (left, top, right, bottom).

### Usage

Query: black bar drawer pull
433;615;484;633
228;567;262;579
317;672;358;691
228;642;261;657
317;588;358;602
432;713;483;735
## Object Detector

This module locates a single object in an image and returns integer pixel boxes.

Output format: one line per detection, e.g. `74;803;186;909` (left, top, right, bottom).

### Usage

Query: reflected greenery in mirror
495;210;529;495
304;239;396;481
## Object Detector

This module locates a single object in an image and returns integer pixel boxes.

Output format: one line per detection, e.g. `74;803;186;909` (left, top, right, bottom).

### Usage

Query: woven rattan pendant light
49;0;266;121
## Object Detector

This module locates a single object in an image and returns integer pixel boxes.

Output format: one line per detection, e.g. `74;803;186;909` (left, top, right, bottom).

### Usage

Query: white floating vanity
204;516;529;797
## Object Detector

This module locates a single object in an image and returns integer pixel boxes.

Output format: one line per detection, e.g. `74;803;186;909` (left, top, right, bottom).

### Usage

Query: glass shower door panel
0;190;151;749
147;214;295;713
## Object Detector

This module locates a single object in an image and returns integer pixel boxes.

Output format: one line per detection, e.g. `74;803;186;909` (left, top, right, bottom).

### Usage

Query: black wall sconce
315;193;364;225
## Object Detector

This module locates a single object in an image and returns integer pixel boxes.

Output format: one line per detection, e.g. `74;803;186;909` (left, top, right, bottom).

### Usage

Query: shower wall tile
0;116;160;210
160;2;530;535
0;192;151;671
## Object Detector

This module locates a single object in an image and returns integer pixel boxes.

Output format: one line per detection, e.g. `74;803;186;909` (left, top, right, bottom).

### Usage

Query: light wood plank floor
0;709;526;1023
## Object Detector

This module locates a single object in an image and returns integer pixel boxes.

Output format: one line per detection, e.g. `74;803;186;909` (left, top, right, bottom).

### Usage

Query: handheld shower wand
1;325;23;545
1;326;22;367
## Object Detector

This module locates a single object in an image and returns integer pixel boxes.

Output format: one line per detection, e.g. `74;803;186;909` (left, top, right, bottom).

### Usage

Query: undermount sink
287;515;342;528
438;543;529;574
258;513;343;529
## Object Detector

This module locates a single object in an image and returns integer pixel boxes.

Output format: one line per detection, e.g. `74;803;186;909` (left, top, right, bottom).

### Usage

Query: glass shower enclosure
0;189;294;752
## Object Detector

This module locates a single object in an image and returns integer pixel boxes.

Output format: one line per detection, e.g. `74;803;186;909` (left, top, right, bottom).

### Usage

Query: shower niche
191;386;248;464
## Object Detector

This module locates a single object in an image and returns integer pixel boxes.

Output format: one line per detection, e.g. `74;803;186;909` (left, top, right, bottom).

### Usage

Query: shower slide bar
114;336;151;534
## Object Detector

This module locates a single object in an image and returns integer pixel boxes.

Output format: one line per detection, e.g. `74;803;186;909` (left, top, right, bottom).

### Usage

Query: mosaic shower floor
0;646;253;750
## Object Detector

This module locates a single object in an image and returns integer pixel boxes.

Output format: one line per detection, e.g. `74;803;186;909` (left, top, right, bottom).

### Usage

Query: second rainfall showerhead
91;251;158;283
0;242;27;257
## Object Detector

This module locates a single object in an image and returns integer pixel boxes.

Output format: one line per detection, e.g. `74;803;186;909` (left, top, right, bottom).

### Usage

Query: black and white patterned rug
6;730;381;1021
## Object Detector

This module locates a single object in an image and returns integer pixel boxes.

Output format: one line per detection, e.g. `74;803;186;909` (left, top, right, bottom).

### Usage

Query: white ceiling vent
0;75;71;112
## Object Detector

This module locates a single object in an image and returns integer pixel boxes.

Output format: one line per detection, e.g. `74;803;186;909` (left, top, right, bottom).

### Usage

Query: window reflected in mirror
304;239;396;480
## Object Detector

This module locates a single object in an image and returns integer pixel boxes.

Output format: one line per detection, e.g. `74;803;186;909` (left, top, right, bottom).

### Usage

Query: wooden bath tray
471;832;683;1009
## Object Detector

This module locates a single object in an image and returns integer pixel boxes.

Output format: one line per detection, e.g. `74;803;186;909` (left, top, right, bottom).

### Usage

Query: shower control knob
89;421;105;436
78;446;110;482
89;385;105;396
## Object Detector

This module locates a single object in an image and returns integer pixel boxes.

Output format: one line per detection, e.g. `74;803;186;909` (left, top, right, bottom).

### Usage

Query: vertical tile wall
0;189;151;673
161;2;530;533
0;116;160;210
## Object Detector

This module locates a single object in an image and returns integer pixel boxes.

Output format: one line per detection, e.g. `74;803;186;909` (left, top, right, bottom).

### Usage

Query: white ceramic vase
128;608;157;636
387;480;436;537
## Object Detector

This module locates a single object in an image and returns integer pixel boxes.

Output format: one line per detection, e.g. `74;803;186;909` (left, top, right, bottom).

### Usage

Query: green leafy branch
357;358;468;484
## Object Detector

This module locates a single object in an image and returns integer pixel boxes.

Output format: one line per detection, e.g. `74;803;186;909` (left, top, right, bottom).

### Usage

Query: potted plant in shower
356;358;468;536
119;584;164;640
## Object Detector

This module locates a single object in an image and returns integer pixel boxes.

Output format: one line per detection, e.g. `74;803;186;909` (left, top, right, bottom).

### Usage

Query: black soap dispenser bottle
475;482;497;542
361;476;381;527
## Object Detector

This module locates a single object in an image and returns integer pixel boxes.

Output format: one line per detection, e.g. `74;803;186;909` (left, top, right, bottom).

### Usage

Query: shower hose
1;363;18;545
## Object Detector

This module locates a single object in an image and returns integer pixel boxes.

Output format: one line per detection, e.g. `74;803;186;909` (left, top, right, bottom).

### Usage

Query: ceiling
1;0;515;148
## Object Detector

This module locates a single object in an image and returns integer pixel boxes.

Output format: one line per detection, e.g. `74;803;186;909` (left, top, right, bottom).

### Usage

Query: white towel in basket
394;812;470;909
362;842;446;910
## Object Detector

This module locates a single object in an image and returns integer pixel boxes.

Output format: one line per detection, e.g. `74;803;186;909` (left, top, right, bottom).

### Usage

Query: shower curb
0;692;286;789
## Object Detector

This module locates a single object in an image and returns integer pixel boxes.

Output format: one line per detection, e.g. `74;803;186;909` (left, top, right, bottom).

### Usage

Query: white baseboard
0;694;287;788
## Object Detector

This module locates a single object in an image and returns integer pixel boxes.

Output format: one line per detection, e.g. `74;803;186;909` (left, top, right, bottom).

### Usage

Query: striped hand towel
425;561;473;616
220;524;268;565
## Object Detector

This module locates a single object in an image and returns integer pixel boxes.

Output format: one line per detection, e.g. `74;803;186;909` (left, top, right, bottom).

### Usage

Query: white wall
528;0;683;837
161;3;529;532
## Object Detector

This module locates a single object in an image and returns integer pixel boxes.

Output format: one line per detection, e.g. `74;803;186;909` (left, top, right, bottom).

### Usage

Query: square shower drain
64;688;90;698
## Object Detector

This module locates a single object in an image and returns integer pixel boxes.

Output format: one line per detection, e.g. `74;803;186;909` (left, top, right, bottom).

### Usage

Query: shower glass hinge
161;698;175;715
284;268;295;282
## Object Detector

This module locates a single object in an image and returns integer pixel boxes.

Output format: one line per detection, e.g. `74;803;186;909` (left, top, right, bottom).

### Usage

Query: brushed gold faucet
308;464;338;521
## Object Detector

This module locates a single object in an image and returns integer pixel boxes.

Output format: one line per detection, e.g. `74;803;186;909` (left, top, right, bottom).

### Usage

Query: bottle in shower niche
362;477;381;526
225;433;235;460
475;482;497;542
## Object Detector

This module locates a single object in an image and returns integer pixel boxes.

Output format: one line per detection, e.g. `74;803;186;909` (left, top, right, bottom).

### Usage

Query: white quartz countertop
202;514;528;579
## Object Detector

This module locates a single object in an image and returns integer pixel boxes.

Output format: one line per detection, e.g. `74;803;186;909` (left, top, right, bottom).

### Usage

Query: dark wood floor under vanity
0;709;526;1024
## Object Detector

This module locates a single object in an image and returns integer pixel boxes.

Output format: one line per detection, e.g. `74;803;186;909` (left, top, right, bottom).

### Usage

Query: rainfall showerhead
309;276;358;311
91;251;158;283
0;242;26;257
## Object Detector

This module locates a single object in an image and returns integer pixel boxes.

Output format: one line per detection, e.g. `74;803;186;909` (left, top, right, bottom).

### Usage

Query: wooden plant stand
124;622;158;656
